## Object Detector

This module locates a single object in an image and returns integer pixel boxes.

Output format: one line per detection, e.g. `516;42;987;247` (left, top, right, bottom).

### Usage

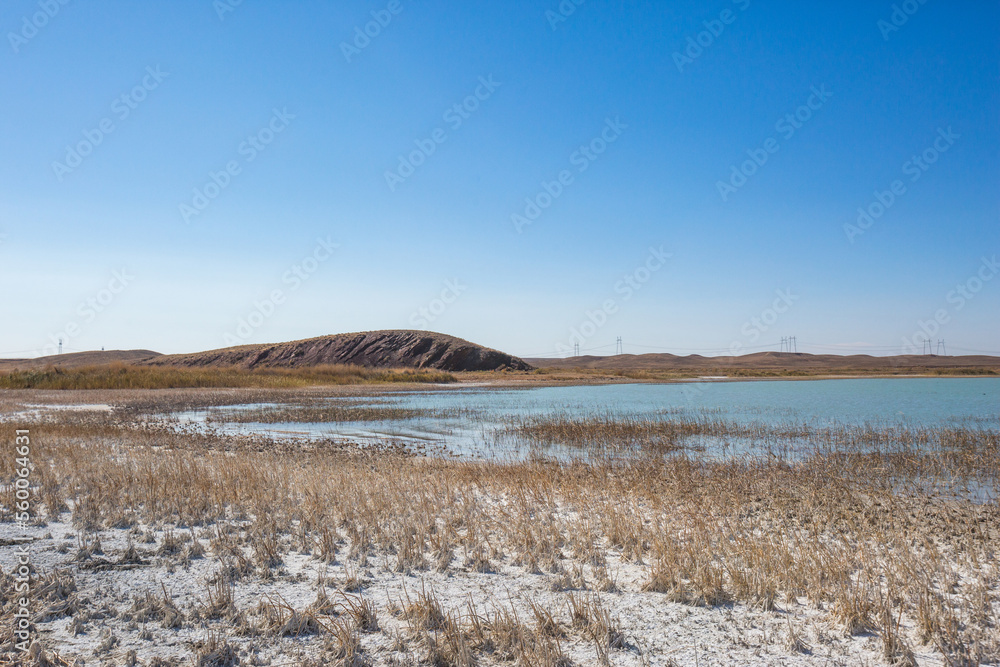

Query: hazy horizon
4;326;1000;362
3;1;998;360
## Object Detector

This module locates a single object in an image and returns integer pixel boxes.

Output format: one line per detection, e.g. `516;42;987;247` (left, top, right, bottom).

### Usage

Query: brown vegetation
0;364;454;390
1;394;997;664
149;330;532;372
528;351;1000;377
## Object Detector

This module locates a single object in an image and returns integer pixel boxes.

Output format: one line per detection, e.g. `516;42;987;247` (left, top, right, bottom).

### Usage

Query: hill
148;330;532;372
526;351;1000;374
0;349;161;372
4;342;996;379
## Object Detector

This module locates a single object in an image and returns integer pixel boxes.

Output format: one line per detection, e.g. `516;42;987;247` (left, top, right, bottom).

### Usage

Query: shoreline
458;370;999;389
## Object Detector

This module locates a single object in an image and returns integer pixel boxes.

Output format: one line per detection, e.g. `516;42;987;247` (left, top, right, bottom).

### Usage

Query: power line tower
937;339;946;356
573;342;579;357
58;338;63;355
780;337;787;352
791;336;797;353
922;339;933;355
615;337;623;355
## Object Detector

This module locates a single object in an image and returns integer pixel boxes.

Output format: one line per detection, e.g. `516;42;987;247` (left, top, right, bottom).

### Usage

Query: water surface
180;377;1000;458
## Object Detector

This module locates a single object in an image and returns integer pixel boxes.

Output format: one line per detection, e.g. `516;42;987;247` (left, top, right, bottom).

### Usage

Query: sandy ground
2;509;952;666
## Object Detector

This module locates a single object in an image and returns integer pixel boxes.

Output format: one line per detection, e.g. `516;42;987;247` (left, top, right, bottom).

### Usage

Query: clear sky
2;0;997;359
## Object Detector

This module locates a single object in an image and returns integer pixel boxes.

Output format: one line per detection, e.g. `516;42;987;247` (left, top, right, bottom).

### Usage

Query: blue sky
2;0;997;359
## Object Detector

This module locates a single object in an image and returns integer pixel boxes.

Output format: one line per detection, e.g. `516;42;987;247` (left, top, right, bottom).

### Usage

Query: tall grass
207;404;432;423
0;363;455;390
2;398;998;664
492;413;716;453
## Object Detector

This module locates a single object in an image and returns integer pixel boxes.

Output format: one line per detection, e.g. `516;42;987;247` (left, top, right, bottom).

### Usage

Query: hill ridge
148;330;532;372
526;351;1000;372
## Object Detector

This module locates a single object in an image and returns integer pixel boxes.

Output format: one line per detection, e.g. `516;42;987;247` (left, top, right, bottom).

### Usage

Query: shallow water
176;377;1000;459
370;377;999;426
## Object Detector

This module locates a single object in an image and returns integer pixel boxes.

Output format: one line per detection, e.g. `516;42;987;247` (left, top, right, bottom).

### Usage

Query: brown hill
149;331;532;372
527;351;1000;374
0;349;161;372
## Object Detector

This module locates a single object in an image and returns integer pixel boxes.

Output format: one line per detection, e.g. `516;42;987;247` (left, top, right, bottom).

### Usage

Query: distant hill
4;341;996;378
0;349;161;371
148;331;533;372
526;351;1000;374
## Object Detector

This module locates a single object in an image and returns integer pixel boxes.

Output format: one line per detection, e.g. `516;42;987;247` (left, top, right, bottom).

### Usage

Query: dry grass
399;587;576;667
1;393;998;664
493;413;708;453
207;404;432;423
192;633;240;667
0;363;455;390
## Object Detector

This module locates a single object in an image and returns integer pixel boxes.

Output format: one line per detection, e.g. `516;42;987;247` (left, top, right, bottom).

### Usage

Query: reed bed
206;404;433;424
0;386;426;419
492;411;815;447
494;413;709;452
1;401;998;665
0;363;455;390
492;411;998;479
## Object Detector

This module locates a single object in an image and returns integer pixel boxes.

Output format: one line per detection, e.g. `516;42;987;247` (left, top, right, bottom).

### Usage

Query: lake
182;377;1000;458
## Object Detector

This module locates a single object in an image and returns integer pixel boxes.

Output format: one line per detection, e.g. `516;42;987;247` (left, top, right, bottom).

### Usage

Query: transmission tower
615;337;623;355
791;336;797;353
780;337;787;352
573;342;579;357
58;338;63;355
937;339;946;356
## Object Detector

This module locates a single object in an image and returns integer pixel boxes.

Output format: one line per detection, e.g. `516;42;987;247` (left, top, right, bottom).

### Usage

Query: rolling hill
0;349;161;372
526;351;1000;374
3;337;997;377
147;330;532;372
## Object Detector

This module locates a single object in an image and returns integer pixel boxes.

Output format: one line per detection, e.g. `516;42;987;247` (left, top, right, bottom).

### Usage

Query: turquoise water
380;377;999;427
187;378;1000;456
